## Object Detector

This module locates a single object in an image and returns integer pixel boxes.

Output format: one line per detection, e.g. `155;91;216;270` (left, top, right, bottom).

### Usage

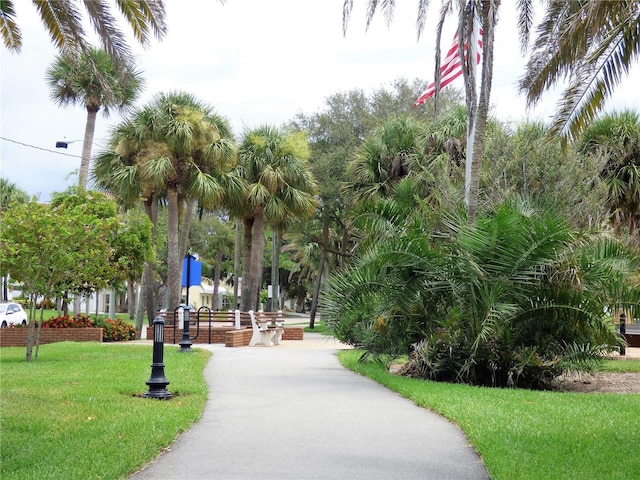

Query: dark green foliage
323;198;638;389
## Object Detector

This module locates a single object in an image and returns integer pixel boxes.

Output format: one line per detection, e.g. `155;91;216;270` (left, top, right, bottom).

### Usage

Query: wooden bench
151;309;298;346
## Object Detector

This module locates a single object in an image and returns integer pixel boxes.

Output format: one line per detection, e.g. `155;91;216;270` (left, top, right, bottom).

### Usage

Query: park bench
151;308;298;346
255;310;285;345
248;310;285;346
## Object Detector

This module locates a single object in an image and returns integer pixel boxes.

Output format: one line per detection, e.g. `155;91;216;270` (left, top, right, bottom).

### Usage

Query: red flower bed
42;314;95;329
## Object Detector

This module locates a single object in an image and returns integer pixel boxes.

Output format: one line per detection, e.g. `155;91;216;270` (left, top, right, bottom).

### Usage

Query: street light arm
55;138;82;149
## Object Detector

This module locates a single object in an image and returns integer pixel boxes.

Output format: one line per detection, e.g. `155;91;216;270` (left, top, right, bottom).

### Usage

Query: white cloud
1;0;638;202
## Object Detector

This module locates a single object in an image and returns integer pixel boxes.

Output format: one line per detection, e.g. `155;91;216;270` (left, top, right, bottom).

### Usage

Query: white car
0;302;28;327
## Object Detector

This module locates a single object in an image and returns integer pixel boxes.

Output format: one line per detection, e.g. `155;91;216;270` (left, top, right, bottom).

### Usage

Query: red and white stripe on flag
414;29;483;107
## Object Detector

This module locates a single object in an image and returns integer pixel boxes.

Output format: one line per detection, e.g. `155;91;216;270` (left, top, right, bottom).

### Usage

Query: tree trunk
144;196;159;320
167;185;181;309
179;198;195;260
248;211;266;311
25;293;37;362
467;3;497;220
135;270;147;339
240;217;254;311
309;215;329;328
233;220;241;310
79;106;99;192
127;278;136;320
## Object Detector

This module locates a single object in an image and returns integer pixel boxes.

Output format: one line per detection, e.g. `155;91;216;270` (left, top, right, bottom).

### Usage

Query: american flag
414;27;483;106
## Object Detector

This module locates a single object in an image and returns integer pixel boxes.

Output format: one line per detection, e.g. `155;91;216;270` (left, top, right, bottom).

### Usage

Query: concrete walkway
129;333;490;480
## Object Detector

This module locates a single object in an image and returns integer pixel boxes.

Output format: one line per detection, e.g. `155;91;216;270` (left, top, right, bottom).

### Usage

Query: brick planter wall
147;326;238;344
146;325;305;347
0;328;103;347
224;329;254;347
282;326;304;341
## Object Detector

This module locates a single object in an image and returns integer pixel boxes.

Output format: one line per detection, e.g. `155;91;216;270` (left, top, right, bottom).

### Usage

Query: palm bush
322;198;638;389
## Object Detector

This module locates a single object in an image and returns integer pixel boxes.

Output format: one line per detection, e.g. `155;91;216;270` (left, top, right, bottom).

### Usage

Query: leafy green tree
0;178;29;301
0;192;119;361
46;47;144;191
578;110;640;245
482;121;608;229
232;126;317;311
521;1;640;143
289;81;451;323
1;1;166;71
111;208;154;334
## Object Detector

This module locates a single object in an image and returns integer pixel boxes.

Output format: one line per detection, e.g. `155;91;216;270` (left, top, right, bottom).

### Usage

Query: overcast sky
2;0;639;202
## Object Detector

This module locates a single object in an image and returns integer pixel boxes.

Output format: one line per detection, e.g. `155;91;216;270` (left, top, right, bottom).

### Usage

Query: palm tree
1;1;166;71
116;92;236;309
93;115;167;331
579;110;640;244
0;178;29;212
344;115;426;204
521;1;640;144
46;47;143;191
232;126;317;312
343;0;504;219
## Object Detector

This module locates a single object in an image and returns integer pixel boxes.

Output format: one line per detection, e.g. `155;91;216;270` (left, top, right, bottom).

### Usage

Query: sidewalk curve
129;333;489;480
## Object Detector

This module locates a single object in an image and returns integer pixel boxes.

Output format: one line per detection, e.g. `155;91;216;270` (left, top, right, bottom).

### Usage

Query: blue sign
181;255;202;288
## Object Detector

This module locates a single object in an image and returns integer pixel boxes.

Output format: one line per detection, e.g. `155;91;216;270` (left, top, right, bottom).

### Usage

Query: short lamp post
143;316;172;399
178;304;193;352
619;313;626;357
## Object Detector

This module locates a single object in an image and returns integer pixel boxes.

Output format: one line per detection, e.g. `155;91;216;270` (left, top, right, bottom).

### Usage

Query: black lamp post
143;316;172;399
619;313;626;357
178;304;193;352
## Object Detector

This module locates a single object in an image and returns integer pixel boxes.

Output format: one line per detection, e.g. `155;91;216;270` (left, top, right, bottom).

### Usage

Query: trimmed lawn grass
0;342;210;480
601;359;640;372
339;350;640;480
304;321;330;335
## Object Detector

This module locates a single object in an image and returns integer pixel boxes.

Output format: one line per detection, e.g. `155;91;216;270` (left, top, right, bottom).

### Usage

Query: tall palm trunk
79;106;98;191
142;196;158;322
167;185;181;309
242;210;266;311
240;217;254;311
127;278;135;320
179;198;195;260
467;2;498;220
310;215;329;328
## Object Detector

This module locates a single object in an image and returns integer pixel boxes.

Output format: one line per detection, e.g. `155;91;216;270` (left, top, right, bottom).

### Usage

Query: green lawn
339;350;640;480
0;342;210;480
2;341;638;480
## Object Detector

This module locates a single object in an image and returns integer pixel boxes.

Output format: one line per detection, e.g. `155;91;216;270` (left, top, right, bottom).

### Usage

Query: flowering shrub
42;314;136;342
94;318;137;342
43;314;95;328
